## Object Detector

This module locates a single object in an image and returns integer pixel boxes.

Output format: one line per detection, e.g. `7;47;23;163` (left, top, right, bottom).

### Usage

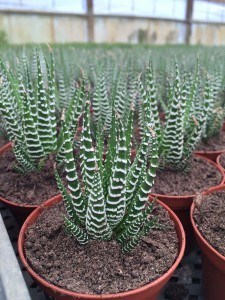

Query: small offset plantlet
55;101;159;253
139;58;210;171
0;48;84;173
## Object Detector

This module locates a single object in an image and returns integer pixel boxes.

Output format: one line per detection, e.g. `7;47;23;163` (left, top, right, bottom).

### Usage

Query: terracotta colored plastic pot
0;142;61;225
0;141;12;155
0;142;12;151
194;124;225;163
151;155;225;254
18;197;185;300
194;149;225;163
217;152;225;172
191;185;225;300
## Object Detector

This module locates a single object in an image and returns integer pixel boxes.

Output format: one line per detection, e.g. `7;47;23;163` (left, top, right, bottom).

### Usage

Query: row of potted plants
0;48;225;299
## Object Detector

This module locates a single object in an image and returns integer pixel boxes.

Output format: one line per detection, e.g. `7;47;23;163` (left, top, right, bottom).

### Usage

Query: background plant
138;58;211;171
0;48;84;173
201;71;225;142
1;44;224;164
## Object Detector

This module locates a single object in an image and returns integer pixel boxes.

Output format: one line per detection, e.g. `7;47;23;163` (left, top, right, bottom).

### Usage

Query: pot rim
194;149;225;155
217;152;225;167
18;197;186;299
0;141;12;153
190;184;225;263
151;154;225;200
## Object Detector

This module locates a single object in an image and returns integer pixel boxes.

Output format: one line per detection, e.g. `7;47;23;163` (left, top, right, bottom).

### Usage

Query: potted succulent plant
191;185;225;300
18;101;185;300
194;70;225;162
138;59;224;252
0;49;83;223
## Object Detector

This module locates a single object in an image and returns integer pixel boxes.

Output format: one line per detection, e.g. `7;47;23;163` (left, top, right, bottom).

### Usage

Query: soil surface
0;150;61;205
196;130;225;151
24;202;179;295
194;191;225;257
151;156;222;196
219;152;225;169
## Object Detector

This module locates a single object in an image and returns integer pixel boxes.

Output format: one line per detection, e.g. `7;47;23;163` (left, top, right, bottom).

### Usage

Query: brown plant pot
18;197;185;300
151;155;225;254
190;185;225;300
0;141;12;154
0;142;61;225
194;123;225;163
217;153;225;172
194;149;225;163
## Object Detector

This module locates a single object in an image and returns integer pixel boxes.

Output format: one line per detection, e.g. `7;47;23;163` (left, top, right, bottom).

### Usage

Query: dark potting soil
196;129;225;151
194;191;225;257
24;202;179;295
151;156;222;196
0;150;61;205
